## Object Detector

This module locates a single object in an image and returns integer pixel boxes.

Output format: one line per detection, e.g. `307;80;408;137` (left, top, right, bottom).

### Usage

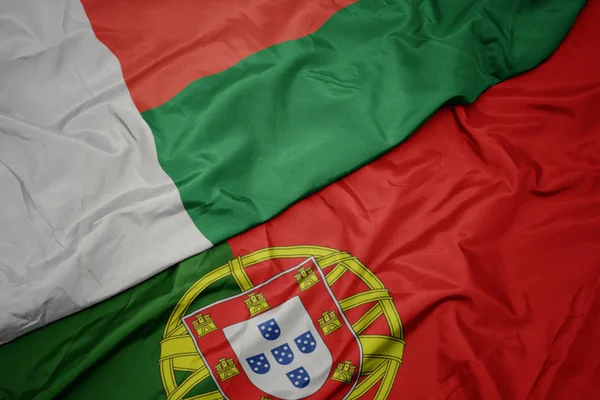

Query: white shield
223;296;333;400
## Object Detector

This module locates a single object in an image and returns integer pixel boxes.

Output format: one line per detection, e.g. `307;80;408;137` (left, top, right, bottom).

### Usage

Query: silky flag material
1;1;599;399
0;0;587;344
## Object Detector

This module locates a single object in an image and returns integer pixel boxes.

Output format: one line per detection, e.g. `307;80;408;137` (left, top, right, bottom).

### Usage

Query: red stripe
82;0;355;111
228;2;600;398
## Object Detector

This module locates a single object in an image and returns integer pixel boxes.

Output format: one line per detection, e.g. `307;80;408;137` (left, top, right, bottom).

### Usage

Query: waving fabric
1;2;599;399
0;0;586;347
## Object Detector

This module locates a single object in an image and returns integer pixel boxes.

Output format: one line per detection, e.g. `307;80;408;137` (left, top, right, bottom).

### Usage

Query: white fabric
0;0;212;344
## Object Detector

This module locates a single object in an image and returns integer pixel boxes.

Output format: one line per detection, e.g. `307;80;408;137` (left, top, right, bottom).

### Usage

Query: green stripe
143;0;584;243
0;244;235;399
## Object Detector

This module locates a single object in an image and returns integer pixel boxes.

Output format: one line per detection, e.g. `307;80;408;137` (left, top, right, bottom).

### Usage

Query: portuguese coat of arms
182;257;362;399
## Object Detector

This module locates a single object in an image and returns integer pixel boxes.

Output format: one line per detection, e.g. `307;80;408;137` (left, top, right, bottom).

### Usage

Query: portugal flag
1;1;599;399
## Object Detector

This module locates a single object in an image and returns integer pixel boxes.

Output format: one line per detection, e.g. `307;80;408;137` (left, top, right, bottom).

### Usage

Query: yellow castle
318;310;342;335
331;360;357;384
191;313;217;337
214;357;240;382
244;292;270;316
294;266;320;291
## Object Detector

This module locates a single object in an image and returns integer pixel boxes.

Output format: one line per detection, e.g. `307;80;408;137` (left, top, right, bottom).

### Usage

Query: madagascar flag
0;0;585;344
2;1;599;399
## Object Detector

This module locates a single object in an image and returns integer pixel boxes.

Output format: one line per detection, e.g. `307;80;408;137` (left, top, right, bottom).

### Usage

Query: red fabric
229;2;600;398
81;0;355;111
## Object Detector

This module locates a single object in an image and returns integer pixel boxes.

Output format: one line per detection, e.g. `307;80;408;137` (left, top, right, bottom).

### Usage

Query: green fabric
143;0;585;243
0;244;234;400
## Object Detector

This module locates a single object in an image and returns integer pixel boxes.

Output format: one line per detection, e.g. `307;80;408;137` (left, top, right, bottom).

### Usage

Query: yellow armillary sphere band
159;245;405;400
